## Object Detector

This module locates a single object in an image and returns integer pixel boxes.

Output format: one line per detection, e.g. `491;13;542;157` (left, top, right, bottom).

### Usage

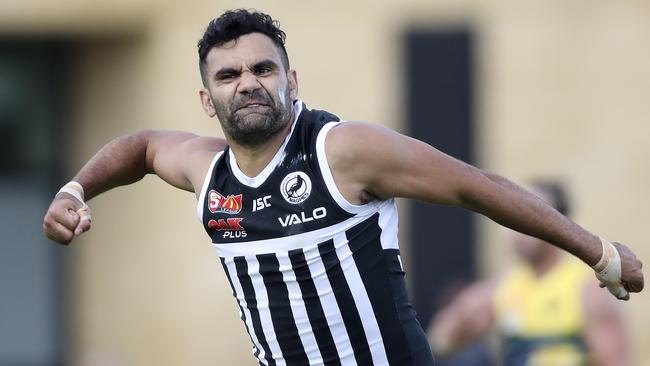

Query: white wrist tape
58;181;92;223
592;238;628;299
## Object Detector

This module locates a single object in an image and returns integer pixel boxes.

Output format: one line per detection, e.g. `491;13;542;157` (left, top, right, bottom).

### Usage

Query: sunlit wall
1;1;648;365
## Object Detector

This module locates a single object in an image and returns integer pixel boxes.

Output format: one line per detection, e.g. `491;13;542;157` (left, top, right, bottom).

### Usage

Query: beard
213;86;293;147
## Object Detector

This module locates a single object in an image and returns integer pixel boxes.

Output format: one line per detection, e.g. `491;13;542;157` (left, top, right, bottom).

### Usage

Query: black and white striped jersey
197;101;435;366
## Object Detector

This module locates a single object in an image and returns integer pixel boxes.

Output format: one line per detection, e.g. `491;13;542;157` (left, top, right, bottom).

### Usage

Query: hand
43;193;92;245
614;242;644;293
597;242;644;300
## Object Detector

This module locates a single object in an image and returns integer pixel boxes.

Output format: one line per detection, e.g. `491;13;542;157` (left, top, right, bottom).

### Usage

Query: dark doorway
405;30;476;329
0;40;71;366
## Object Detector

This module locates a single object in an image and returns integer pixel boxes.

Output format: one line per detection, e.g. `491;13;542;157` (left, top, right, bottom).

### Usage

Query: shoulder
183;136;227;187
140;129;227;193
156;132;227;194
323;121;454;202
144;129;227;158
326;121;392;143
322;122;398;199
181;134;228;154
165;133;227;176
324;121;396;168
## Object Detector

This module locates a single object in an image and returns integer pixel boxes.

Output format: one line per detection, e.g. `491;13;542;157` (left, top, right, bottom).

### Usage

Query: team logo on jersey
208;190;242;214
280;171;312;204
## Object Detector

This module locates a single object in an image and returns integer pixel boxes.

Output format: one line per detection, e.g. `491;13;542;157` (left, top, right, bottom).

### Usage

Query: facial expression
200;33;298;147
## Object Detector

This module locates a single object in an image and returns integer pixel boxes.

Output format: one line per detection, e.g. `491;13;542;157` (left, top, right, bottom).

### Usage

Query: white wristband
67;181;85;197
57;181;85;204
57;181;92;224
592;238;628;299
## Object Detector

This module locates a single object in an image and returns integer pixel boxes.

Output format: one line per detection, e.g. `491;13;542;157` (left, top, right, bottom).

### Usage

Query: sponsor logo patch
208;190;243;214
280;171;311;204
208;218;247;239
278;207;327;227
208;218;244;231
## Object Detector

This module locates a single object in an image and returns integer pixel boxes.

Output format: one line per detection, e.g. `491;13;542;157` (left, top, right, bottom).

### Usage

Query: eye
215;70;240;82
219;73;236;80
254;64;273;76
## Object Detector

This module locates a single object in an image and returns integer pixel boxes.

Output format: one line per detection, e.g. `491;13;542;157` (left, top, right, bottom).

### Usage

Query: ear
199;88;217;117
287;69;298;100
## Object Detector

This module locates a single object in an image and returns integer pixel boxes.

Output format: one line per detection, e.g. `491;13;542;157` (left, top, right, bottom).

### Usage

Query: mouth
236;102;270;112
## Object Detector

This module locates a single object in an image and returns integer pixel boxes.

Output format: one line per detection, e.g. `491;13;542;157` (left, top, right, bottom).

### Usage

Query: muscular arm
43;130;226;244
75;130;226;199
325;122;643;295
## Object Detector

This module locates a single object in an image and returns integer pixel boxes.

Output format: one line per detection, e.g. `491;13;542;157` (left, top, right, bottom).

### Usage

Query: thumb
74;205;92;236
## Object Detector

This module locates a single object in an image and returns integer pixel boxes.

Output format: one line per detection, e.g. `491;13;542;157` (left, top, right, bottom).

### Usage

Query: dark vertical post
405;30;475;328
0;40;70;366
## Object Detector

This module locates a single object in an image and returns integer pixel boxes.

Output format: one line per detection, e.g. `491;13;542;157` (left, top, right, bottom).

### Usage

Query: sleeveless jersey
197;101;435;366
493;258;591;366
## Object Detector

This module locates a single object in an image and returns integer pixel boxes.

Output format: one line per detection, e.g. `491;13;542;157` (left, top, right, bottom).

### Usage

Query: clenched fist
593;239;644;301
612;242;644;297
43;192;92;245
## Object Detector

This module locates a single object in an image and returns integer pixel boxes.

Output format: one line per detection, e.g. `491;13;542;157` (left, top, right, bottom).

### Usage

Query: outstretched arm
325;122;643;299
43;130;226;245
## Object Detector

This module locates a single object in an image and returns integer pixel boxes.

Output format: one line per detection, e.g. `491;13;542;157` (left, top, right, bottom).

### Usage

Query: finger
48;207;80;231
74;217;92;236
624;278;644;293
74;205;92;236
599;282;606;288
44;220;75;245
78;206;91;223
607;284;629;301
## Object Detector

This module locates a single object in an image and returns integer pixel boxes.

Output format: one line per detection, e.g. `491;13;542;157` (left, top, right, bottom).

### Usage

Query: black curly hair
198;9;289;84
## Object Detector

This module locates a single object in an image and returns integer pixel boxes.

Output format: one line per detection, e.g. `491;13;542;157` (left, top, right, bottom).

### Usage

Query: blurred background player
428;180;628;366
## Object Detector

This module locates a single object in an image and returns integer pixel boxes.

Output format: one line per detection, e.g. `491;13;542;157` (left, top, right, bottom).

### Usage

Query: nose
237;70;261;94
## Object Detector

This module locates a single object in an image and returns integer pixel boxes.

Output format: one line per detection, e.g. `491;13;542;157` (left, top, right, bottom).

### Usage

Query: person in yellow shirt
428;181;628;366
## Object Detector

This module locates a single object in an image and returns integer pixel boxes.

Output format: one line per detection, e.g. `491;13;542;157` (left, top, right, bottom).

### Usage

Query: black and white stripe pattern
217;206;427;366
200;102;435;365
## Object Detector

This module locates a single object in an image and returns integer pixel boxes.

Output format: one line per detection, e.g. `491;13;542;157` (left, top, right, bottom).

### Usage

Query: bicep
327;122;483;205
144;130;226;192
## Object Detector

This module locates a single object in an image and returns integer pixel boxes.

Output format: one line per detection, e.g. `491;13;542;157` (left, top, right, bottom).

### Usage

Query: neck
228;109;295;177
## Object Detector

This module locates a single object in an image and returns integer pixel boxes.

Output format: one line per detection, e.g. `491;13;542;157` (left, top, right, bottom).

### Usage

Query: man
428;181;628;366
43;9;643;366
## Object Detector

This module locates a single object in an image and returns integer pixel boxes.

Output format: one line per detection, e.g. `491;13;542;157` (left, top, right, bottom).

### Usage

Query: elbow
455;168;498;211
132;129;154;142
127;130;155;174
110;130;153;175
